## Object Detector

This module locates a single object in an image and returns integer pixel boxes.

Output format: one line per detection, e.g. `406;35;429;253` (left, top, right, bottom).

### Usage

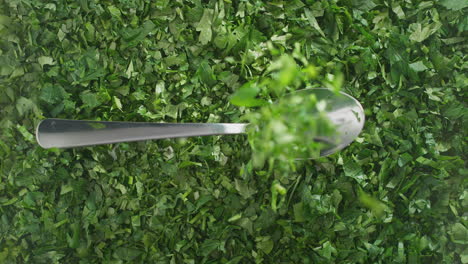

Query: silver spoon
36;88;364;157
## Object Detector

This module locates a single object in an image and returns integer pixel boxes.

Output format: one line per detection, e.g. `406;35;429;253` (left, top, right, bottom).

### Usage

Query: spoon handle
36;118;248;149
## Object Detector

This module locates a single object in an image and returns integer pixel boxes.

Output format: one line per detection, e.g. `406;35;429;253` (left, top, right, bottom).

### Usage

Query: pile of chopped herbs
1;0;467;263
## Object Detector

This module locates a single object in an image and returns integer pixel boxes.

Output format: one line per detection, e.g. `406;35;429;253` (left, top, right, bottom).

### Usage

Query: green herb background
1;0;467;263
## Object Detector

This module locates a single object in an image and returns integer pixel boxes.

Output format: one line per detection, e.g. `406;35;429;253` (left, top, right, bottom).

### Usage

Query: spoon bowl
296;88;365;156
36;88;364;158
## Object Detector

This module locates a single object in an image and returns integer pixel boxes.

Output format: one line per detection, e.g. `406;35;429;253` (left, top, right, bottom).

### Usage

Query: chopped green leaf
196;9;213;45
